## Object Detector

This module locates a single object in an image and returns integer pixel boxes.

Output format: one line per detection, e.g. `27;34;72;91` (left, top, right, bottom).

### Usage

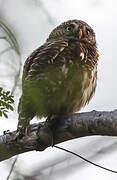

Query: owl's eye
66;24;75;31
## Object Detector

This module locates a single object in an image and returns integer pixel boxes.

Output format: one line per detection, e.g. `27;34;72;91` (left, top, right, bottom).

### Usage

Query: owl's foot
37;115;59;148
37;124;53;149
46;114;59;146
46;114;58;122
16;125;30;139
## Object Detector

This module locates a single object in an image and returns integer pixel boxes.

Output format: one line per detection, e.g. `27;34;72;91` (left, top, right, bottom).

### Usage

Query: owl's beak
79;29;82;39
73;23;83;39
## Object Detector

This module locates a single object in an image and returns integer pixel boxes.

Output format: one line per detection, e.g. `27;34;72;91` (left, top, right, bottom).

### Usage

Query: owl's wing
22;39;69;81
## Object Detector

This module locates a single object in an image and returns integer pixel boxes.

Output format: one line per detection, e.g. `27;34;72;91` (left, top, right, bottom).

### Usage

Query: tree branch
0;110;117;162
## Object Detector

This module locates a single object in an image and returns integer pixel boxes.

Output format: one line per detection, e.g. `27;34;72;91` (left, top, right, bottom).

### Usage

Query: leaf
0;111;2;117
3;111;8;118
0;88;14;118
6;91;10;96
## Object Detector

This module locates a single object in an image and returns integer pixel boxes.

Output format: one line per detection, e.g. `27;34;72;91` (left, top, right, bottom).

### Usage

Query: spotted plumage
18;19;98;129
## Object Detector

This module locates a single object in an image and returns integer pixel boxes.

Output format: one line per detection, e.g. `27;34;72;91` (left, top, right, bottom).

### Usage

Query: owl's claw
46;114;58;122
16;125;30;139
36;115;59;148
3;130;11;135
37;124;54;148
51;134;54;147
45;114;59;146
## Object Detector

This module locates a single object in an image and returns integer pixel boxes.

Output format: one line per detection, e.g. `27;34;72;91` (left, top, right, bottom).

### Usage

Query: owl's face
48;20;96;45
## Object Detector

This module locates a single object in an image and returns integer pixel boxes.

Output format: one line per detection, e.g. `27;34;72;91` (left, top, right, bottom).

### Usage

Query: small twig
0;36;7;39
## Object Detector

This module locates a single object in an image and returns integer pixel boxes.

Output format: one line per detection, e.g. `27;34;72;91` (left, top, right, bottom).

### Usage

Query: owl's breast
79;66;97;109
22;38;97;117
57;63;97;113
29;63;97;117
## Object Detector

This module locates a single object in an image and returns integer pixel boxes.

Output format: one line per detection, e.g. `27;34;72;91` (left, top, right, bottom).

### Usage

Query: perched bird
18;19;98;133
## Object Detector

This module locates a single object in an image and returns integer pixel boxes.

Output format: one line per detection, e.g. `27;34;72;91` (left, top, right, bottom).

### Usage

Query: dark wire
54;145;117;174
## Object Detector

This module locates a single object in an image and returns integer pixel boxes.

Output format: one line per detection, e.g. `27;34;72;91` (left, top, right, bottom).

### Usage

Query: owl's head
48;20;96;45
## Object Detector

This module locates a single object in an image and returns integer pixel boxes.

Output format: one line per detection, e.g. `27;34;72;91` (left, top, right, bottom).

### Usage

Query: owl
18;19;98;133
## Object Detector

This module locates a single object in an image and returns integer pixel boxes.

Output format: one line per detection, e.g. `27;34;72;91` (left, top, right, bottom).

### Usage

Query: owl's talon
44;115;58;146
46;114;58;122
3;130;11;135
16;125;30;139
51;134;55;147
37;124;54;148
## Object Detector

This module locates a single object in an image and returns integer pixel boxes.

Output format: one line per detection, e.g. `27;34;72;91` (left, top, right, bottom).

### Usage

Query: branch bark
0;110;117;162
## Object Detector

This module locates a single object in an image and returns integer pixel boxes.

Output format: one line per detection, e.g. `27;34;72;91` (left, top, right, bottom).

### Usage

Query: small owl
18;19;98;131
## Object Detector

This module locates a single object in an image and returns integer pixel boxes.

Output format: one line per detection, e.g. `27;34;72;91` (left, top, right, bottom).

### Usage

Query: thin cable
54;145;117;174
7;156;18;180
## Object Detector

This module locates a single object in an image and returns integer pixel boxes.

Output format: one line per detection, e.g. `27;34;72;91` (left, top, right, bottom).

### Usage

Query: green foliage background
0;87;14;118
